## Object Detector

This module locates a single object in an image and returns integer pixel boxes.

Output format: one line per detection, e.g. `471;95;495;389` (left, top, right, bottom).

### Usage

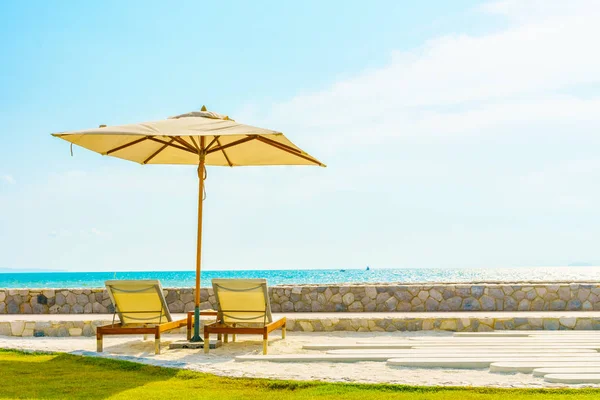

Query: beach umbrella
52;107;325;342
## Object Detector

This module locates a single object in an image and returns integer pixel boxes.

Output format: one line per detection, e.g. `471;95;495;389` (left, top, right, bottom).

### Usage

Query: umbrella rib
255;135;302;154
142;139;174;164
215;137;233;166
205;136;220;152
147;137;197;154
206;136;257;155
171;136;199;153
188;136;200;152
106;137;150;155
255;136;324;166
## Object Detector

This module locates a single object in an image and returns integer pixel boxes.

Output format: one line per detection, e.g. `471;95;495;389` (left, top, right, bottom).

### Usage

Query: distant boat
340;269;346;272
366;266;370;271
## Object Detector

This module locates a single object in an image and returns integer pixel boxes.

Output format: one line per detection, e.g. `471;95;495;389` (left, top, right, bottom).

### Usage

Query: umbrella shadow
0;350;180;400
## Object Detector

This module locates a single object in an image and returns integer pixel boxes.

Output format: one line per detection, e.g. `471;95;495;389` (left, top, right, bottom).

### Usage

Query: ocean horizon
1;267;599;288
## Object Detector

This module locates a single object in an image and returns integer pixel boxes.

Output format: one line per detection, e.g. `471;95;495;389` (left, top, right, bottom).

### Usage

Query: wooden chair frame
203;317;286;354
96;280;187;355
203;279;286;354
96;319;187;355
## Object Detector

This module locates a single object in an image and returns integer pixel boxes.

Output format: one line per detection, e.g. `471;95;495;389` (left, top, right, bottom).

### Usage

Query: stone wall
1;283;600;314
2;314;600;337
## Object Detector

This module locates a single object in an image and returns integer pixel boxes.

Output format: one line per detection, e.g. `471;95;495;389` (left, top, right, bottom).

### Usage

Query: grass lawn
2;350;600;399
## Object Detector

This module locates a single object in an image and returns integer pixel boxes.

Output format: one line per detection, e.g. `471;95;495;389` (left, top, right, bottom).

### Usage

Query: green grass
1;349;600;399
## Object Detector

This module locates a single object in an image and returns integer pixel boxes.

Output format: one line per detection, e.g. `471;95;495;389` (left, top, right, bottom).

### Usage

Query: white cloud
259;0;600;150
1;174;16;185
231;0;600;217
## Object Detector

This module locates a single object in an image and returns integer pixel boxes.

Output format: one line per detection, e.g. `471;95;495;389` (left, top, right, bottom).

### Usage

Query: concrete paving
326;349;597;355
389;358;600;369
490;361;600;373
544;374;600;384
304;343;600;350
455;331;600;337
533;367;600;377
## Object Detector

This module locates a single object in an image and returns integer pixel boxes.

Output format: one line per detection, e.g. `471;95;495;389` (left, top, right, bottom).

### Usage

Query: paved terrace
1;311;600;337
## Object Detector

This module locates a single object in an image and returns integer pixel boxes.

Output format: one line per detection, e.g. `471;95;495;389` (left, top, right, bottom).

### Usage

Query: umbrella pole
191;151;206;342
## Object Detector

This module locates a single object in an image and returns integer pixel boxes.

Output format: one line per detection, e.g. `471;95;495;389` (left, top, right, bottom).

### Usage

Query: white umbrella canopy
53;110;324;166
52;107;325;343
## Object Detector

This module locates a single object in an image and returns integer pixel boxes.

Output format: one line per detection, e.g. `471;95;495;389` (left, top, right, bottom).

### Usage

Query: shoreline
3;280;600;291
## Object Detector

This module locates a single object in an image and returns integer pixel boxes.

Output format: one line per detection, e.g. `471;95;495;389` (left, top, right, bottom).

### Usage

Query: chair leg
232;323;236;342
143;334;148;341
263;332;268;355
96;334;103;352
187;315;192;341
155;329;161;355
204;330;210;354
224;334;228;343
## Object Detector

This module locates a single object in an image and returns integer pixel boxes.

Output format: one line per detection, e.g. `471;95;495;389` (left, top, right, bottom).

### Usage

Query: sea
0;267;599;288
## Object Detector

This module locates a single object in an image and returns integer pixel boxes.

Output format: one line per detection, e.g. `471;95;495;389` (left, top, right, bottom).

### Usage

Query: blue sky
1;0;599;272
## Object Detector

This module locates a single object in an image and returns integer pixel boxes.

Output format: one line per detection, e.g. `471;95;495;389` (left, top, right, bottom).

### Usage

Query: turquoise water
0;267;599;288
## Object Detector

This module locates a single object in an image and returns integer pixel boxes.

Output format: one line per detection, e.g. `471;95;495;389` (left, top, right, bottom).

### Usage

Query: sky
1;0;599;272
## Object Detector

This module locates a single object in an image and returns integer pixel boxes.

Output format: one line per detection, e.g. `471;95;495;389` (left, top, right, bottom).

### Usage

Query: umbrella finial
201;105;207;111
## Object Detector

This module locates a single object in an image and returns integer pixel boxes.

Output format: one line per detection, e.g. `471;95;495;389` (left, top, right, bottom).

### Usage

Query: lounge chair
203;278;286;354
97;280;188;354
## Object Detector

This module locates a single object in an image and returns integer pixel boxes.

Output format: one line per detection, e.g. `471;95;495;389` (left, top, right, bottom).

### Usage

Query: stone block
575;319;593;330
440;320;457;331
425;298;439;311
543;319;560;330
364;286;377;299
0;322;11;336
429;289;443;302
480;295;495;311
502;286;514;295
169;300;184;313
567;299;582;311
72;304;84;314
57;327;69;337
375;292;390;304
559;317;577;328
550;299;567;310
7;301;19;314
20;304;32;313
513;291;526;302
384;296;398;311
410;297;422;306
558;286;571;301
462;298;480;311
11;321;25;336
517;299;530;311
330;293;342;304
504;297;517;311
65;293;77;305
471;286;484;299
68;328;83;336
342;292;354;306
578;288;591;301
364;301;377;311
